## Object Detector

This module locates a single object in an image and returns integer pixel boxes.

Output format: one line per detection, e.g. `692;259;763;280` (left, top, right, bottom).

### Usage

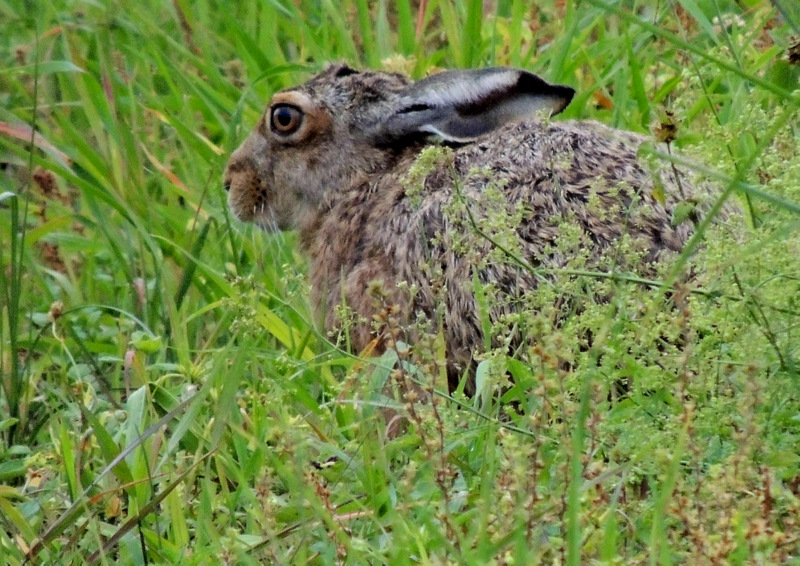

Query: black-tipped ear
376;68;574;144
332;64;359;78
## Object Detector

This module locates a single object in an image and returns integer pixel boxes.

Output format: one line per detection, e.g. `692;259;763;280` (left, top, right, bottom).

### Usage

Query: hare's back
453;120;656;195
434;120;694;261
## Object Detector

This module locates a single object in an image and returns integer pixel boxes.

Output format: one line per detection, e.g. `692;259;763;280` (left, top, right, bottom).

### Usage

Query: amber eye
270;104;303;135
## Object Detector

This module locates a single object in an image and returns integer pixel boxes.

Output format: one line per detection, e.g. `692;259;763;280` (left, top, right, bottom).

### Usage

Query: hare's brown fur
226;64;706;392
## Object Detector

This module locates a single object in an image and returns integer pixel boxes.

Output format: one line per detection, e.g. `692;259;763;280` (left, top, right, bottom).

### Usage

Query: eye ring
270;104;303;135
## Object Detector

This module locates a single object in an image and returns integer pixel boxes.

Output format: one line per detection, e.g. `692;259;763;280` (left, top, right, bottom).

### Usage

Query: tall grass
1;0;799;563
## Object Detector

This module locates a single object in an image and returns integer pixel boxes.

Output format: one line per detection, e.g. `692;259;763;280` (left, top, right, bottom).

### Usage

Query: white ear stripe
418;124;467;143
406;69;522;107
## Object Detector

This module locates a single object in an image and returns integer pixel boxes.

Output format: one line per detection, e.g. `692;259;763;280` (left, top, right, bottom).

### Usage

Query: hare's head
224;64;575;231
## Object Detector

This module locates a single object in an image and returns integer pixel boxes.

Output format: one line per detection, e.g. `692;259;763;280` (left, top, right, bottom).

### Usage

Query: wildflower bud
123;348;135;390
132;277;147;311
367;279;389;299
48;301;64;322
653;110;679;144
787;39;799;65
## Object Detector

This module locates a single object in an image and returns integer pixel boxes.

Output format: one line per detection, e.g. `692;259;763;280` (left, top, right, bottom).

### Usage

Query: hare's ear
375;68;575;144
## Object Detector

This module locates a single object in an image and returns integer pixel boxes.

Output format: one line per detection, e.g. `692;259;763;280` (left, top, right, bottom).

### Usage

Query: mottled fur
225;64;706;393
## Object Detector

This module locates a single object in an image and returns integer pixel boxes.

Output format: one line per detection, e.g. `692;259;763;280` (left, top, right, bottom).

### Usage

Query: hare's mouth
253;211;285;233
227;194;279;231
224;167;279;228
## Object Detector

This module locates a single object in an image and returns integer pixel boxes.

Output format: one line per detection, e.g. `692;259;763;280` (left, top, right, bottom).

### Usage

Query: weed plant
1;0;800;563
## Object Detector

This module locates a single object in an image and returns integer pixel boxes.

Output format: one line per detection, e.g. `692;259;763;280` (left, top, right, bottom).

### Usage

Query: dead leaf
0;121;71;165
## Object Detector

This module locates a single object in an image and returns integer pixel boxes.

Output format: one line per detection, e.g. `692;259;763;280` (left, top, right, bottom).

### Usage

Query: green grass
2;0;800;563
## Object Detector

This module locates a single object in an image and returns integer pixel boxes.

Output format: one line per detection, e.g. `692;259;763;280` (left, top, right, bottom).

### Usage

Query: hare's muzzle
224;132;273;226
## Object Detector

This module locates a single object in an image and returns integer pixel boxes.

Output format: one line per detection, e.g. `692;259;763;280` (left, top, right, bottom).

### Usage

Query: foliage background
1;0;800;563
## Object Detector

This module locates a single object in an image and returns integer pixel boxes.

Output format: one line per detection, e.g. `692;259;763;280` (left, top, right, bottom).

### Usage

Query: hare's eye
271;105;303;135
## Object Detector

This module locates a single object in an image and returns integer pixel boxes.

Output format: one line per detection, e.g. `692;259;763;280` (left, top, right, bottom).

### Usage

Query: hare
225;64;707;394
